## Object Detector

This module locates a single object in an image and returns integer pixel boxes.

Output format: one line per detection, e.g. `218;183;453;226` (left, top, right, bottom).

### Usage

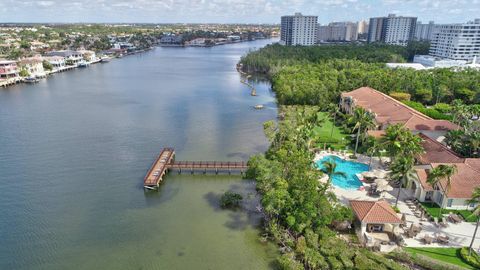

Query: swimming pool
316;155;369;190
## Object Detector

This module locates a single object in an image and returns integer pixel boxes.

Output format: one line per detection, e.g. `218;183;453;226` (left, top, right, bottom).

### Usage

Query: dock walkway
143;148;248;190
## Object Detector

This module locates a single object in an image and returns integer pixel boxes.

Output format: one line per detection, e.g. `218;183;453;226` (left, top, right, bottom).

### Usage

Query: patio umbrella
373;170;387;178
362;171;376;178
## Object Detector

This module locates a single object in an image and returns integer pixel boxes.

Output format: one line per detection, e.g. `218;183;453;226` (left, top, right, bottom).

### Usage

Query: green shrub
327;255;343;270
459;247;480;269
433;103;452;113
219;191;242;209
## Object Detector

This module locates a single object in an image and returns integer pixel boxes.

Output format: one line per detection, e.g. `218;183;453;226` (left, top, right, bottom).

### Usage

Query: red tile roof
367;130;386;138
415;168;433;191
429;163;480;199
417;133;464;165
341;87;459;131
350;200;402;224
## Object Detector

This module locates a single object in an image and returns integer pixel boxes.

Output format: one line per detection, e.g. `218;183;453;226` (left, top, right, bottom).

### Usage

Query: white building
413;55;467;68
317;22;358;42
414;21;435;41
368;14;417;46
429;19;480;61
18;56;46;78
280;13;318;46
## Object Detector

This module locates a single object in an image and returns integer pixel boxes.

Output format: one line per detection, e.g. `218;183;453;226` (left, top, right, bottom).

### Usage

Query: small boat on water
77;61;89;68
100;56;111;63
254;104;264;110
24;77;40;83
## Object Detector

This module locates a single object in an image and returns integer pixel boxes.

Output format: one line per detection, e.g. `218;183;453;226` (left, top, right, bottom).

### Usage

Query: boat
254;104;264;110
77;61;89;68
24;77;39;83
100;56;111;63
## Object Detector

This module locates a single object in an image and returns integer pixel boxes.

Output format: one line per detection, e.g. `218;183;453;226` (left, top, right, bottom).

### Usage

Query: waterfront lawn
405;247;475;270
420;202;477;222
313;112;350;150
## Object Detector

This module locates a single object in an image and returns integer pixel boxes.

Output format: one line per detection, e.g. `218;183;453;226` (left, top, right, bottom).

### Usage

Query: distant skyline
0;0;479;24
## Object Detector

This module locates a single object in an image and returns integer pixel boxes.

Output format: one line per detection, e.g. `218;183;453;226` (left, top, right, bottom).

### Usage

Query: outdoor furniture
440;217;449;228
436;234;450;244
448;213;462;224
422;234;433;244
433;217;439;227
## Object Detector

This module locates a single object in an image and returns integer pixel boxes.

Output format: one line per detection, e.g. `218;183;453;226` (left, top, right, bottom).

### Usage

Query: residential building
357;20;369;35
368;14;417;46
350;200;402;245
78;50;98;63
340;87;458;141
43;56;66;71
429;19;480;61
18;56;46;78
414;21;435;41
46;50;83;66
280;13;318;46
317;22;358;42
0;60;19;79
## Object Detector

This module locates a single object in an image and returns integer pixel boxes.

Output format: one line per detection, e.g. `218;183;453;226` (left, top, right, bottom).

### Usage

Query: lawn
313;112;351;150
420;202;477;222
405;247;475;270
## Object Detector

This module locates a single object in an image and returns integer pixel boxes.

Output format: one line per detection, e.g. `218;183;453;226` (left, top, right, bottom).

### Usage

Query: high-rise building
280;13;318;46
415;21;435;41
316;22;358;42
368;14;417;46
429;19;480;61
357;20;369;35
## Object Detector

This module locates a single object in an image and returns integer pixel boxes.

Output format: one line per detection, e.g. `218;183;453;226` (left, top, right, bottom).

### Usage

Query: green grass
405;247;475;270
313;112;351;150
420;202;477;222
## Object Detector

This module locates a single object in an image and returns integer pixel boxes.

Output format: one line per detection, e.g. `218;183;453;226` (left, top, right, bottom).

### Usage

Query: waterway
0;39;278;269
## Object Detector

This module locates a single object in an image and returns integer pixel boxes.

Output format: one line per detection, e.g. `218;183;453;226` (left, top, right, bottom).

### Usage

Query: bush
392;206;400;213
433;103;452;113
403;101;452;120
459;247;480;269
389;251;466;270
219;191;243;209
390;92;411;101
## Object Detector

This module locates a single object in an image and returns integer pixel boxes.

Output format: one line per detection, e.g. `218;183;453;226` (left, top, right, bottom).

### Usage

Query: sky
0;0;478;24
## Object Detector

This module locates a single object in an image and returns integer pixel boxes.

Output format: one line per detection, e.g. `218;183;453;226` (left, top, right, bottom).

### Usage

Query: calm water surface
0;39;278;269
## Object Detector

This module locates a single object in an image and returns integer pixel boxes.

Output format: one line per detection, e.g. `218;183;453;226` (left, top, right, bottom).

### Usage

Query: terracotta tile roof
465;159;480;172
415;168;433;191
341;87;459;131
350;200;402;224
430;163;480;199
367;130;386;138
417;133;464;164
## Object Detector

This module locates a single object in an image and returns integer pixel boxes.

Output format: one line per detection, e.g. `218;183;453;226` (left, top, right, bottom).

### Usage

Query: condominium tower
429;19;480;61
368;14;417;46
317;22;358;42
415;21;436;41
280;13;318;46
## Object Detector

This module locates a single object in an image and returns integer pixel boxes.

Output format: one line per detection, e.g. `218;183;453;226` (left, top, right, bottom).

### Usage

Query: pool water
316;155;369;190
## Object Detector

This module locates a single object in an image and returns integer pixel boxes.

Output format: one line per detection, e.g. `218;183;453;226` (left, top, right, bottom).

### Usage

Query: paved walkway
333;186;480;249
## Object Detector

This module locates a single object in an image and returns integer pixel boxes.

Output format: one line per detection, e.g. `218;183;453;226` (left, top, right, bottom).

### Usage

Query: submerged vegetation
219;191;243;209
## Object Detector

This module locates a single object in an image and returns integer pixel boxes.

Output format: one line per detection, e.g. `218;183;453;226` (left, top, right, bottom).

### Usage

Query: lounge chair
433;217;439;227
448;214;462;224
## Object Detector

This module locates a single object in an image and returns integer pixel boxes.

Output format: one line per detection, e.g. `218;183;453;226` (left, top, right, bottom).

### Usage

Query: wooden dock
143;148;248;190
143;148;175;190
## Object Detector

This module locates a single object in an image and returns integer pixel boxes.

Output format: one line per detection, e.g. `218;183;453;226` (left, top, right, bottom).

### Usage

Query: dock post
203;168;206;174
215;168;218;175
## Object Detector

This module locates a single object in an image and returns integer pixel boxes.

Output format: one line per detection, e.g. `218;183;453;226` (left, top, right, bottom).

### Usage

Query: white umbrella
377;184;393;192
373;170;387;178
362;171;376;178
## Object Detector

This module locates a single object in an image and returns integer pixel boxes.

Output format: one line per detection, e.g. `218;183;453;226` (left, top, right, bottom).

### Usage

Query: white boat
254;104;264;110
100;56;111;63
24;77;39;83
77;61;89;68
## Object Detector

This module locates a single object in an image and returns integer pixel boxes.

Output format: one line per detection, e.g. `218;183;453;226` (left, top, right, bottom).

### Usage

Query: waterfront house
340;87;459;141
46;50;83;66
18;56;46;78
0;60;19;79
78;50;98;63
30;41;49;51
350;200;402;244
43;56;66;72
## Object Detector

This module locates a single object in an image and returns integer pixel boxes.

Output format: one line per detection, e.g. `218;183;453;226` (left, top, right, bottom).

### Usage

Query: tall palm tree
381;124;424;163
367;139;382;170
327;103;342;140
389;156;416;207
321;159;346;187
467;187;480;256
349;107;376;155
427;164;458;217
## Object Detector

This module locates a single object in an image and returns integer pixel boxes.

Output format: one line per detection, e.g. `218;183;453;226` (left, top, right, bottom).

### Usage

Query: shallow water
0;39;278;269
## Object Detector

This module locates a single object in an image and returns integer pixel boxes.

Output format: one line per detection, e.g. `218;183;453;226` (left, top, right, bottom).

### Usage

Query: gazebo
350;200;402;244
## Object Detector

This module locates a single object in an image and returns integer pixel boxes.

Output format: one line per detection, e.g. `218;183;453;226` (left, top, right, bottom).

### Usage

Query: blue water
316;155;369;190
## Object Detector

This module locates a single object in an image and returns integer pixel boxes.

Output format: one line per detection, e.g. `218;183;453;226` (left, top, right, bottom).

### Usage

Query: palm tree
389;156;416;207
381;124;407;161
349;107;376;155
366;139;382;170
468;187;480;256
327;103;342;140
321;159;346;186
427;164;458;217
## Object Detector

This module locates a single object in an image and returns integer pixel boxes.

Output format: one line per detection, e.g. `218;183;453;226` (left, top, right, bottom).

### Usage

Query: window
447;199;453;207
